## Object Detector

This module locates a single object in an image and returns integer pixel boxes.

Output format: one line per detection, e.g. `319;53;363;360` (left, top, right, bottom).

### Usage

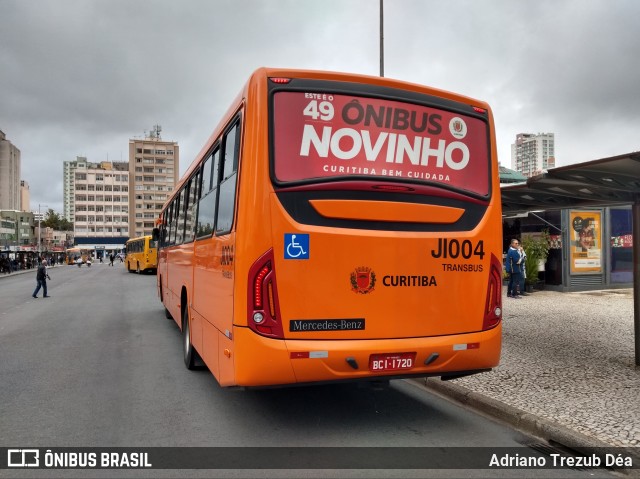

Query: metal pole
379;0;384;77
37;205;41;256
37;204;47;259
633;198;640;366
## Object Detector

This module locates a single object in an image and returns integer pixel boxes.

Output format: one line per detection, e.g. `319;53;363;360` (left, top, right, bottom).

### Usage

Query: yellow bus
125;235;158;274
65;247;90;265
154;68;503;388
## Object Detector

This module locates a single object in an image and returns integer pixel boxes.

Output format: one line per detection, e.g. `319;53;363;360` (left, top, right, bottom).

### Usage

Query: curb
411;378;640;466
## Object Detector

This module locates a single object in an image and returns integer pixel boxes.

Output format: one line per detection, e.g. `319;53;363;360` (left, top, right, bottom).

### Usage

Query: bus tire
164;307;172;320
136;262;141;274
127;262;134;273
182;307;199;370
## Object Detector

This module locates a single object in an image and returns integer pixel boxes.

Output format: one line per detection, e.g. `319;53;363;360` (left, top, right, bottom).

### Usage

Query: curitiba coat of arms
350;266;376;294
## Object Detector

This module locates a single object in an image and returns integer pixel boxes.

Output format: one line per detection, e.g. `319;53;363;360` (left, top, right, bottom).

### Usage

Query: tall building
511;133;556;178
128;126;179;238
64;156;130;257
62;159;77;222
0;130;21;211
20;180;30;212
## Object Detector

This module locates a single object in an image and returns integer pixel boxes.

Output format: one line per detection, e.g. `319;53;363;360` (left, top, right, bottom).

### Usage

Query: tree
521;230;551;286
42;209;73;231
59;218;73;231
42;209;61;229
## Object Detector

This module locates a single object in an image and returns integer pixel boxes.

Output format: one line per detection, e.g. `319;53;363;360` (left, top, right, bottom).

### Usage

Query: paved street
0;264;630;478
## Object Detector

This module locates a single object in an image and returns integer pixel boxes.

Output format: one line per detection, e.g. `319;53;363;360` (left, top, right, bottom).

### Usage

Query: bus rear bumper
232;324;501;388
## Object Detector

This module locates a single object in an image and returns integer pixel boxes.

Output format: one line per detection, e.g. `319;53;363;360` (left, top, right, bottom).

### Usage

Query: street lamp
37;203;48;257
380;0;384;77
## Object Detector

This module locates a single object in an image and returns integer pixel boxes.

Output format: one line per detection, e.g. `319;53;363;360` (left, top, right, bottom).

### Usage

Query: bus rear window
272;91;490;197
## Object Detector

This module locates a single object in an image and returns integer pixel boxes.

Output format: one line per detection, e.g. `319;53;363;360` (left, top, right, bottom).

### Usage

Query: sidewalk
420;287;639;456
0;262;64;279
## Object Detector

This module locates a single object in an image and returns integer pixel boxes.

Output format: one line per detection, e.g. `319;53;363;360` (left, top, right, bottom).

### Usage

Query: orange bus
154;68;503;388
125;235;158;274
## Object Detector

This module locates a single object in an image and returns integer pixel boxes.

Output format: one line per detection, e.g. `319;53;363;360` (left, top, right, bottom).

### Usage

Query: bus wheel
182;307;199;370
127;262;134;273
136;262;141;274
164;307;172;320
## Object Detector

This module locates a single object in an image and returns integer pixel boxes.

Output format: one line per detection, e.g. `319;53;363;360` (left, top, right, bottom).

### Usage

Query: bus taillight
248;249;284;339
269;77;291;84
482;253;503;330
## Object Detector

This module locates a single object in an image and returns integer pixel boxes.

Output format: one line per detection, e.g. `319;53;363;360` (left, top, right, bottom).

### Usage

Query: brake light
253;266;270;308
482;253;503;330
248;249;284;338
371;184;415;192
270;77;291;84
473;106;486;114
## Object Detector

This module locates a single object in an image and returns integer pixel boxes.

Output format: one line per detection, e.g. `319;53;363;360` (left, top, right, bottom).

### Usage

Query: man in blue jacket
505;239;522;298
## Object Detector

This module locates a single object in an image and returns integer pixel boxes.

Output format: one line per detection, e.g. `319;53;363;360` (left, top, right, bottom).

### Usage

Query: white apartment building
68;158;129;256
0;130;21;211
511;133;556;178
62;159;77;222
128;128;179;238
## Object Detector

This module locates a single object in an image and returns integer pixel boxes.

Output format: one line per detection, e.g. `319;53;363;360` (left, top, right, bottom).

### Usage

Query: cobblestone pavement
446;287;639;449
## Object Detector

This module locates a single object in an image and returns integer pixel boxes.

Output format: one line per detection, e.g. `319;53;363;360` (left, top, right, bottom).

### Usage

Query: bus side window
165;203;173;247
216;121;240;235
184;170;200;243
182;177;193;244
176;187;187;245
171;196;180;245
196;148;220;238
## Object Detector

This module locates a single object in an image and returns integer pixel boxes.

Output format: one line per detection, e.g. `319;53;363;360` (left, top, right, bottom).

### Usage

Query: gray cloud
1;0;639;212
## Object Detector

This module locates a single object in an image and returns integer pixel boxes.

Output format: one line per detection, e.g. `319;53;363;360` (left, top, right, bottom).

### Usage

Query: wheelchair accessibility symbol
284;234;309;259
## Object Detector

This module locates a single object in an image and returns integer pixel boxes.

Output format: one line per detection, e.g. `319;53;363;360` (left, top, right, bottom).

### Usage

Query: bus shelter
500;152;640;366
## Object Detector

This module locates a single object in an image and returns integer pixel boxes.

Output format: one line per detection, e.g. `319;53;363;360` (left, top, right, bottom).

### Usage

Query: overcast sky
1;0;639;213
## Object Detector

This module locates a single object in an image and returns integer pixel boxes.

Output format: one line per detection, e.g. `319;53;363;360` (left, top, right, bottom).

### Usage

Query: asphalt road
0;264;618;478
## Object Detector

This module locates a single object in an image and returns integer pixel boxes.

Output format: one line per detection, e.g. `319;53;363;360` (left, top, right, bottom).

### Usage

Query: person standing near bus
505;239;522;298
518;244;528;296
32;259;51;298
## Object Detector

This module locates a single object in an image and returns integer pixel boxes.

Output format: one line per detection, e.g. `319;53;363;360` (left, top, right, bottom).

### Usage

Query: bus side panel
217;332;235;387
166;244;194;329
157;248;172;315
200;318;220;379
233;327;297;387
192;234;235;384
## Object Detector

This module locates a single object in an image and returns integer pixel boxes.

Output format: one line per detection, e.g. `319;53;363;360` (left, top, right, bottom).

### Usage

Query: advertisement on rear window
273;91;489;196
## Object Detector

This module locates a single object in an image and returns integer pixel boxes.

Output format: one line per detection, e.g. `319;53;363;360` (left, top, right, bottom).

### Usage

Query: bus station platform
418;287;639;458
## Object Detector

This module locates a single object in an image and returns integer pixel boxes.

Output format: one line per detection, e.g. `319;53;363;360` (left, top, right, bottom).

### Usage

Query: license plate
369;352;416;372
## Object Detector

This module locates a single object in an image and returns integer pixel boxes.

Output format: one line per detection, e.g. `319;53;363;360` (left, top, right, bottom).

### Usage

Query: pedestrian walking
109;253;115;266
32;260;51;298
505;239;523;298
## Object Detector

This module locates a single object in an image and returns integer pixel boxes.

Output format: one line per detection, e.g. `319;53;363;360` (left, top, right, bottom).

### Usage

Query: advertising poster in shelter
569;210;602;274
